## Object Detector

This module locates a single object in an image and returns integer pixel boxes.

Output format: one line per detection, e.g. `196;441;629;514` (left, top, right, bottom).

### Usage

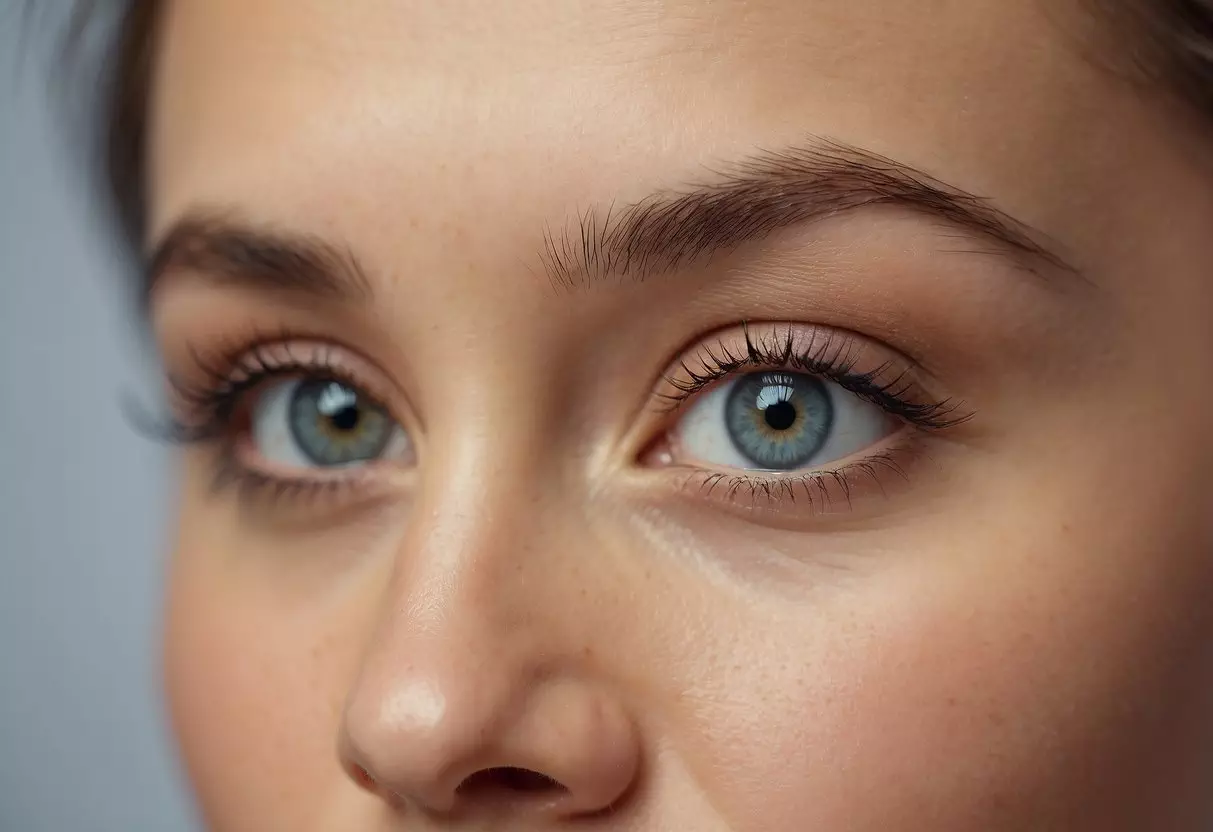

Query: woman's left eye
248;376;411;470
669;371;896;471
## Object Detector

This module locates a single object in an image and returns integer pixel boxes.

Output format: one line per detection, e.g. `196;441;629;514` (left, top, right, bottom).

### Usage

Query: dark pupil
763;399;797;431
288;379;396;467
723;371;832;470
328;405;360;432
316;383;361;432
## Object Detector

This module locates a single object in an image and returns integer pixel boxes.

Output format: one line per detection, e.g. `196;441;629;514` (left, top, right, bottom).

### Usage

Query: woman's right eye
668;369;897;472
249;376;412;471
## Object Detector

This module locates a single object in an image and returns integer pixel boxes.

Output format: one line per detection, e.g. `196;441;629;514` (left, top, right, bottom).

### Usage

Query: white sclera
250;378;410;470
674;374;890;471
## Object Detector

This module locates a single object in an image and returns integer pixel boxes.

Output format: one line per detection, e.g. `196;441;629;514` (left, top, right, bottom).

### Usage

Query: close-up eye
669;370;896;472
249;376;411;471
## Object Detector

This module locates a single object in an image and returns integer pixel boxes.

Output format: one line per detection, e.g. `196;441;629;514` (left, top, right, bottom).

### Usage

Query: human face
147;0;1213;829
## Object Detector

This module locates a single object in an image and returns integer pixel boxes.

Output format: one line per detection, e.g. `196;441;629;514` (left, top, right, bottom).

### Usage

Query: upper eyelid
173;338;411;423
658;324;900;397
651;323;968;429
658;350;878;412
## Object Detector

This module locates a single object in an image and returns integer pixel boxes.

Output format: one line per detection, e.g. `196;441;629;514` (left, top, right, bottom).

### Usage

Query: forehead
147;0;1124;254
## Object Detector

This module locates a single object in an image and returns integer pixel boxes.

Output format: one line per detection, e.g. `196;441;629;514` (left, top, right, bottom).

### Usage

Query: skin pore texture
147;0;1213;829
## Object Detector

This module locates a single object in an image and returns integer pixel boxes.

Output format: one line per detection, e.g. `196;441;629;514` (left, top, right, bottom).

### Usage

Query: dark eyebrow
541;138;1078;289
146;140;1076;308
144;212;373;307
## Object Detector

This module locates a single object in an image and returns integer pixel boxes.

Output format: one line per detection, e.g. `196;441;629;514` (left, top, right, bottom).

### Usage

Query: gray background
1;4;198;830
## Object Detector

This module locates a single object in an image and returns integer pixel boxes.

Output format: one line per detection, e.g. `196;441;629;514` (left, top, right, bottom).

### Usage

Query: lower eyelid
232;425;413;476
208;436;414;511
648;432;922;522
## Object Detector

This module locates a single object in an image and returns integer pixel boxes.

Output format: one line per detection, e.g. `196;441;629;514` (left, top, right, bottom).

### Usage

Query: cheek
162;529;367;828
674;523;1213;831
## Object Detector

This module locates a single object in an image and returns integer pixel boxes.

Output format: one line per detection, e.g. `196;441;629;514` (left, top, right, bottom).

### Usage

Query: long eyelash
131;331;376;503
661;323;971;430
152;331;350;446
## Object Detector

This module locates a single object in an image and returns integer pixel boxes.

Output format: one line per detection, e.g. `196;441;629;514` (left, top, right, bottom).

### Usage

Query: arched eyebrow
541;138;1077;289
143;213;373;308
144;138;1078;308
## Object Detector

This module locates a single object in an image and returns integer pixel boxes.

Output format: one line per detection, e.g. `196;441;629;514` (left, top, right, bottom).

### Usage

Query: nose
337;533;642;820
342;671;640;819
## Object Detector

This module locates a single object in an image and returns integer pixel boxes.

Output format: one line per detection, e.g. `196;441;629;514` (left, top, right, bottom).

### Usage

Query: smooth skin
148;0;1213;829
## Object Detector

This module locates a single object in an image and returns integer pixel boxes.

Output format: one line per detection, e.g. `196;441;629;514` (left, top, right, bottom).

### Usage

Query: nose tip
340;676;641;820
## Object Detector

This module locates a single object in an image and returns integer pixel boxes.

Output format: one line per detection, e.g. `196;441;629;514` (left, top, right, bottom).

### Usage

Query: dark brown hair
81;0;1213;252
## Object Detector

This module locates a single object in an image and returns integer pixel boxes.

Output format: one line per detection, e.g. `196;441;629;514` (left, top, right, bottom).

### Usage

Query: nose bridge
398;360;605;647
338;435;641;817
405;417;573;647
342;479;548;775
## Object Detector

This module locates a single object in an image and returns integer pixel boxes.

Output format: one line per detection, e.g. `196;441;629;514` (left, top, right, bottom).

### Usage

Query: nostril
347;762;381;793
457;766;568;797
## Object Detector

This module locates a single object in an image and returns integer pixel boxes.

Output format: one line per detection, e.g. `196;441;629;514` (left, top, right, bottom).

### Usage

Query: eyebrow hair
145;138;1076;307
541;138;1077;289
144;213;373;307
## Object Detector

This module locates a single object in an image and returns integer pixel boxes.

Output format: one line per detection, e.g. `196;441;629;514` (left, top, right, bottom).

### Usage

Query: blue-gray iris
724;372;833;470
288;379;393;466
